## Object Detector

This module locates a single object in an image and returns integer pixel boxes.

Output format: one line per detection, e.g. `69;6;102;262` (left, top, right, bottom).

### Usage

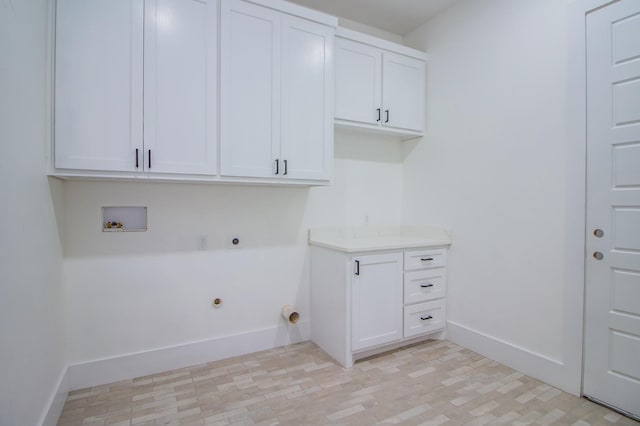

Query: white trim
39;366;69;426
565;0;619;397
243;0;337;27
67;321;310;391
446;321;572;395
336;27;428;60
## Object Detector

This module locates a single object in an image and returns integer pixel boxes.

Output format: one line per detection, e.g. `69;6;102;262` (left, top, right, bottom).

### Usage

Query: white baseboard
446;321;574;395
68;321;310;391
40;366;69;426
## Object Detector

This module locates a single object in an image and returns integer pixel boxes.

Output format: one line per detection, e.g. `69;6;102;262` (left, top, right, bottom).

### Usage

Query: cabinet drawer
403;300;446;338
404;269;446;304
404;248;447;270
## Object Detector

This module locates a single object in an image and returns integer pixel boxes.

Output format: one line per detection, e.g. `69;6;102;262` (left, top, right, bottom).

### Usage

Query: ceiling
286;0;458;36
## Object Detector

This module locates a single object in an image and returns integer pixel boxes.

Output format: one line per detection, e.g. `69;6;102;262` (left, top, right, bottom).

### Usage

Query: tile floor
57;340;638;425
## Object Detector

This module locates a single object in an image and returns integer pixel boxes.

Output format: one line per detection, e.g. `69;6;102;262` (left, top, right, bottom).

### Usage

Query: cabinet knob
593;229;604;238
593;251;604;260
420;315;433;321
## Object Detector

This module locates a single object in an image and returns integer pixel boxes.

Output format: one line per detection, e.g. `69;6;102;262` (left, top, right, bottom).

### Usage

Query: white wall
63;131;403;367
404;0;577;391
0;1;67;424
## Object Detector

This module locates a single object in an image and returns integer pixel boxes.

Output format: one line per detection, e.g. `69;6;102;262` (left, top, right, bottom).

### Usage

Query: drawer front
404;248;447;270
404;269;446;304
404;300;446;338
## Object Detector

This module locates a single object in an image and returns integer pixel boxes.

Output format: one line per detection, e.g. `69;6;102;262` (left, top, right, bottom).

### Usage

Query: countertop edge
308;239;451;253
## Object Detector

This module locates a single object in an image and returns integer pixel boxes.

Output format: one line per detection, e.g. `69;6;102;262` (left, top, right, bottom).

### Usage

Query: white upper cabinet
54;0;218;176
334;29;426;137
144;0;218;175
220;0;335;182
220;0;280;179
334;38;381;126
54;0;143;172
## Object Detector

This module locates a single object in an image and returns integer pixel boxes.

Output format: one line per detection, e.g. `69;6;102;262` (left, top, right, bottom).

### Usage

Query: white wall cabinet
334;28;426;137
310;242;448;368
220;0;334;182
55;0;218;176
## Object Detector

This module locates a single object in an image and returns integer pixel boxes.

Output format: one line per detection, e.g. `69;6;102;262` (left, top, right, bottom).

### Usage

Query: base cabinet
310;245;448;368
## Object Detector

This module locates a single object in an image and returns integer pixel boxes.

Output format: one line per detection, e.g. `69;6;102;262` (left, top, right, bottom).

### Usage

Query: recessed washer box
102;206;147;232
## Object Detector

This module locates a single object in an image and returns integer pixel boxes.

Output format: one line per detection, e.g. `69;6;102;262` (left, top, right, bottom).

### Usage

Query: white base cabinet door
351;253;403;351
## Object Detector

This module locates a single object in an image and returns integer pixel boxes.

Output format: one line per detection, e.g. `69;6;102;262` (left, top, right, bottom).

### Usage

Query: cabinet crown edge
241;0;338;27
336;27;427;61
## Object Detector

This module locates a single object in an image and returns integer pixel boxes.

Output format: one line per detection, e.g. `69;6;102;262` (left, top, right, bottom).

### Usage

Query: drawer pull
420;283;434;288
420;315;433;321
420;257;434;262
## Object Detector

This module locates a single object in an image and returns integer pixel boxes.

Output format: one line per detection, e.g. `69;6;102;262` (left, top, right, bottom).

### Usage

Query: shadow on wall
59;180;311;258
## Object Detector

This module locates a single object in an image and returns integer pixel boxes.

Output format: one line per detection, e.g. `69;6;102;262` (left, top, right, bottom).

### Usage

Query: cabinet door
382;51;425;132
280;15;333;181
220;0;280;178
351;252;403;351
334;38;381;126
143;0;217;175
55;0;143;172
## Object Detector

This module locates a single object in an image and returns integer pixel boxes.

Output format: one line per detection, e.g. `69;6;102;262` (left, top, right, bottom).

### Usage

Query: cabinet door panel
351;253;403;351
334;38;381;125
280;16;333;181
382;51;425;132
144;0;217;175
55;0;143;171
220;0;280;178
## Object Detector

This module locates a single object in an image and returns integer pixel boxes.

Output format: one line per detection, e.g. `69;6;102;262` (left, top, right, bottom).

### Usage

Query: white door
280;15;333;181
351;253;403;351
55;0;143;172
584;0;640;419
382;51;425;132
334;38;381;126
220;0;280;178
143;0;217;175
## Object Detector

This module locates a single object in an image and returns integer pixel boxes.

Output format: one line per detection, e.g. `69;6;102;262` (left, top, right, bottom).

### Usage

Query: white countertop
308;226;451;253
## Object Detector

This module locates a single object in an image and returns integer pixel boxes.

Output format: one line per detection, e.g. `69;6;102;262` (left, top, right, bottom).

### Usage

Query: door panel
55;0;143;172
220;0;280;178
351;253;403;351
280;15;333;181
382;51;425;132
144;0;217;175
584;0;640;418
334;38;381;125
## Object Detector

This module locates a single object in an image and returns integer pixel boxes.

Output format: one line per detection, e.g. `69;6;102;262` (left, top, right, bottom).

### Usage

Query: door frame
566;0;621;397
